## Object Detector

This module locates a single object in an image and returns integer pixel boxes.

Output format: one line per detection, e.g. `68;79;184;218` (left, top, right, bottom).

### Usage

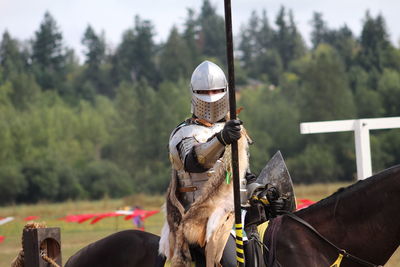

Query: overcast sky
1;0;399;61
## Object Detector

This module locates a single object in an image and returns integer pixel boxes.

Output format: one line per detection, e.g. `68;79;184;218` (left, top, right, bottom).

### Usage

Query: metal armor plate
169;122;225;171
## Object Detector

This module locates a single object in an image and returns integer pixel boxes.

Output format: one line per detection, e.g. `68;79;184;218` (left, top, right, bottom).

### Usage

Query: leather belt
178;186;198;193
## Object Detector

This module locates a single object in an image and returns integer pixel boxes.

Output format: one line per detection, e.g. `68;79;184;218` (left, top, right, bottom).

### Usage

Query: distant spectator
132;206;144;230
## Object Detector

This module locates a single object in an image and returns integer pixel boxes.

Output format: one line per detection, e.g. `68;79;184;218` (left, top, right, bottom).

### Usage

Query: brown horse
264;164;400;267
64;230;166;267
65;165;400;267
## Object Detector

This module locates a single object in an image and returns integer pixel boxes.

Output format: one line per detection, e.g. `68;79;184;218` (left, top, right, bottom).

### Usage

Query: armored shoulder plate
169;122;224;171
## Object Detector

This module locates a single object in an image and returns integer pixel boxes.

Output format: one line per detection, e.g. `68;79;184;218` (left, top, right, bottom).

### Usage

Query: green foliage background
0;1;399;204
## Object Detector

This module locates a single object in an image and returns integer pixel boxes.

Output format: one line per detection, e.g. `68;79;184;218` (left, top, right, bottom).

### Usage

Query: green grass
0;195;166;266
0;186;399;266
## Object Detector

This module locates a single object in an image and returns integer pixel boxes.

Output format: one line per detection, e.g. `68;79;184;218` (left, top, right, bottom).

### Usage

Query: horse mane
295;164;400;215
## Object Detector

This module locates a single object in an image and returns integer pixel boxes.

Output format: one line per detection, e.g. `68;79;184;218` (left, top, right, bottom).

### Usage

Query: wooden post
23;227;62;267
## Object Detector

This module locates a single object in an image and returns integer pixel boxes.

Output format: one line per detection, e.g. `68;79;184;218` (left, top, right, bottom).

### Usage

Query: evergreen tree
358;12;391;72
198;0;226;64
239;10;261;77
183;8;201;70
239;10;282;84
310;12;328;49
274;7;292;70
159;27;192;82
0;31;40;109
273;7;306;70
81;25;112;98
257;10;274;50
288;10;306;61
310;13;357;69
327;26;357;70
112;15;159;87
0;31;27;80
82;25;106;76
31;11;67;91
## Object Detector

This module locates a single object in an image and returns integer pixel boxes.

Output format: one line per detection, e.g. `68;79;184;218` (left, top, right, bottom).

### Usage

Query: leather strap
178;186;198;193
283;212;382;267
190;117;214;127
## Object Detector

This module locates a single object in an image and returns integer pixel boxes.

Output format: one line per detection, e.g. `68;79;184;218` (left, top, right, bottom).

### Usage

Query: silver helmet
190;61;229;123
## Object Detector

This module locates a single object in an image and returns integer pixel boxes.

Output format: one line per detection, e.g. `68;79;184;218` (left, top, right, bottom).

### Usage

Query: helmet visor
193;88;226;102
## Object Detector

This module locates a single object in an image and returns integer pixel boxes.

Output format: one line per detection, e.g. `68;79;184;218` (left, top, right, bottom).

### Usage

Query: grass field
0;184;399;267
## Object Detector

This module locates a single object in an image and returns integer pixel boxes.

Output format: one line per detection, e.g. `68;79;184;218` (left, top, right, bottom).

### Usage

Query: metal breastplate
170;122;224;209
177;167;220;209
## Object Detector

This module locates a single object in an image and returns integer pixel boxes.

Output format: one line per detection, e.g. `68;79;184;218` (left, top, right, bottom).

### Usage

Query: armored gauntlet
217;119;242;145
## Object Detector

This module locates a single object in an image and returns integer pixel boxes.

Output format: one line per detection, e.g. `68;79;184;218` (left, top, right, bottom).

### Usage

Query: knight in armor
159;61;287;267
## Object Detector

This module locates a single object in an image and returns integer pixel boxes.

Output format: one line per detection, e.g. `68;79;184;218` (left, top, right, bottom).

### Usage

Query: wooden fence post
23;227;62;267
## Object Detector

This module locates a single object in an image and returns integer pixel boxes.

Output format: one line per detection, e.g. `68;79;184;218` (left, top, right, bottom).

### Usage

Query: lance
223;0;245;266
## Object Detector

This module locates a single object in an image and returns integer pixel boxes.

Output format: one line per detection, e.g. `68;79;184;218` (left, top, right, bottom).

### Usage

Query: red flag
142;210;159;219
124;210;159;220
58;209;159;225
24;216;40;221
296;199;315;210
0;236;5;243
59;214;99;223
90;212;123;224
124;209;146;220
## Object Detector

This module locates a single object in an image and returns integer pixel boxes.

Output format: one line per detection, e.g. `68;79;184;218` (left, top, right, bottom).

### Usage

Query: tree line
1;0;399;205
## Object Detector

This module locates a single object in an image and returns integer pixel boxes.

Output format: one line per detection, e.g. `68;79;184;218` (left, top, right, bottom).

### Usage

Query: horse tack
329;253;344;267
283;212;383;267
263;216;284;267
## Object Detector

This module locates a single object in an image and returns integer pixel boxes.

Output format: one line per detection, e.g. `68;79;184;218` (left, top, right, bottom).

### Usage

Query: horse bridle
282;212;383;267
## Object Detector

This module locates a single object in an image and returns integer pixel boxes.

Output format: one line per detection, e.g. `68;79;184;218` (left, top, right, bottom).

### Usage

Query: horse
264;164;400;267
64;229;166;267
65;165;400;267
